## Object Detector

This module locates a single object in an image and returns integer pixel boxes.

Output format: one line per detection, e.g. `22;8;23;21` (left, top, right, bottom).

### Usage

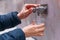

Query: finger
39;23;45;27
26;4;40;6
35;23;45;28
35;27;45;32
25;4;40;9
39;33;44;36
25;8;33;14
23;8;33;17
39;32;44;36
33;33;44;36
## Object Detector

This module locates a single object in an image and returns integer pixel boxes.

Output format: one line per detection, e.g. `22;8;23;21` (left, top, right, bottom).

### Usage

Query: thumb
23;8;33;17
26;7;33;14
31;20;36;25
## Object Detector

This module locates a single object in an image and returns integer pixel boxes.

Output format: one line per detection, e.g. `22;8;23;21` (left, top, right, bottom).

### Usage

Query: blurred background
0;0;60;40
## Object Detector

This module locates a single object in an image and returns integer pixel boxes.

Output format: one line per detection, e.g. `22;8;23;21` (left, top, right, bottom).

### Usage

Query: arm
0;4;45;40
0;11;21;31
0;12;25;40
0;4;39;31
0;22;45;40
0;28;25;40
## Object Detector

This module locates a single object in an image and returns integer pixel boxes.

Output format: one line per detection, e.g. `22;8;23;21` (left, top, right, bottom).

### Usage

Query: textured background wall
0;0;60;40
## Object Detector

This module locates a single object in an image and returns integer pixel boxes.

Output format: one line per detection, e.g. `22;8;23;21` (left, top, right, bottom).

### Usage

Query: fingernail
36;4;40;6
29;8;34;11
41;34;44;36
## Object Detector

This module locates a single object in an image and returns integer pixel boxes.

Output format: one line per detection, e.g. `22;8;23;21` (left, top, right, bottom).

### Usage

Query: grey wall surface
0;0;60;40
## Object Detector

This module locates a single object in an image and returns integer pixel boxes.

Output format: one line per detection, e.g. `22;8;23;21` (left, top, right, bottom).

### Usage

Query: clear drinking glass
23;0;48;40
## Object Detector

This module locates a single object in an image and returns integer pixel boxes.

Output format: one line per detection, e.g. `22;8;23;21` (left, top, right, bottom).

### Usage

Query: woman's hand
22;21;45;37
17;4;40;19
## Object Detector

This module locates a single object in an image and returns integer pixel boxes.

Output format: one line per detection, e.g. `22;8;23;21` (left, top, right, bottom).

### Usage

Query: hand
22;21;45;37
17;4;40;19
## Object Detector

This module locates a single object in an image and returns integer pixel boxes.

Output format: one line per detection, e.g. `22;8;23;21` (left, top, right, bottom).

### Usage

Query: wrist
22;29;30;37
17;12;25;20
22;29;27;37
17;13;22;20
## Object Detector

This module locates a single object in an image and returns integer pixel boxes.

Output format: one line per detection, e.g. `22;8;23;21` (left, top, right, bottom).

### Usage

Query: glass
23;0;48;40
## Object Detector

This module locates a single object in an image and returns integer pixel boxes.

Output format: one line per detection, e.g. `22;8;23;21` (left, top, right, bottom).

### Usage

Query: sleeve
0;28;25;40
0;11;21;31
